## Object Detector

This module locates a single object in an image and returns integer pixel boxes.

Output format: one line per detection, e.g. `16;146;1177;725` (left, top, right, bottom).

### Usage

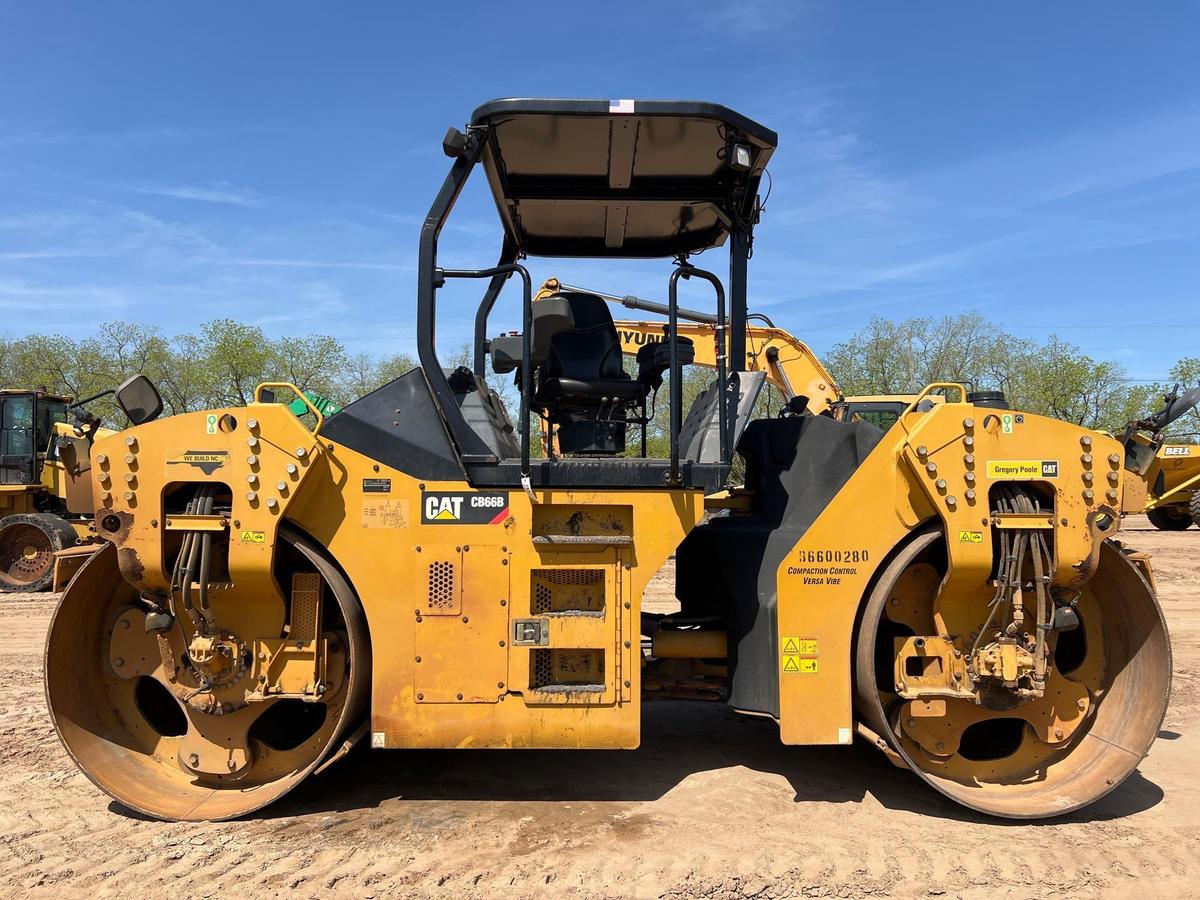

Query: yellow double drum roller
47;99;1169;821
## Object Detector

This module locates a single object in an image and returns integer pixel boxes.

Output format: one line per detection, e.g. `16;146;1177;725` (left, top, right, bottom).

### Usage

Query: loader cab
407;99;776;492
0;390;69;486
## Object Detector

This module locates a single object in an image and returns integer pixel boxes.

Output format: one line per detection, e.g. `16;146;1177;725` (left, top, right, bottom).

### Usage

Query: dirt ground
2;516;1198;899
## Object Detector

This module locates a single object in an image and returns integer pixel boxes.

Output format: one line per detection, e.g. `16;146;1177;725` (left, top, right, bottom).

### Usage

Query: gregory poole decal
985;459;1059;479
167;449;229;474
420;490;509;524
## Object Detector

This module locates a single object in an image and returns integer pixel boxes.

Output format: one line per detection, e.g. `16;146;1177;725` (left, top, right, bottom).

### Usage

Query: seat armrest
491;335;525;374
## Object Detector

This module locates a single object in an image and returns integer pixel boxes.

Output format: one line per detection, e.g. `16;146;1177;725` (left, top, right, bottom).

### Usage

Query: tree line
1;313;1195;440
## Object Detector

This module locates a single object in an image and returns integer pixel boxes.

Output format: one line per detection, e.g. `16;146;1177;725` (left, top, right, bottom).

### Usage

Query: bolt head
964;453;975;465
1081;453;1092;465
946;496;957;507
276;481;287;491
114;656;124;667
246;491;258;501
295;447;307;458
125;436;137;447
247;474;258;484
965;489;976;501
286;463;298;475
916;445;928;458
266;497;278;509
936;478;947;490
96;454;107;465
247;437;259;448
1081;435;1093;448
963;418;974;429
247;418;258;430
1109;453;1121;465
963;436;974;448
247;454;258;465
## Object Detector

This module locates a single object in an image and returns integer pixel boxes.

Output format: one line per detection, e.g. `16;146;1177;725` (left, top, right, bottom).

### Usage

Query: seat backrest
540;292;623;382
679;371;767;464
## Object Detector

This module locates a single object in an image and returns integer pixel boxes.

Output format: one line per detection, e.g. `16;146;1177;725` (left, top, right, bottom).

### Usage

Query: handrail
667;264;727;485
254;381;327;434
437;263;533;478
898;382;967;436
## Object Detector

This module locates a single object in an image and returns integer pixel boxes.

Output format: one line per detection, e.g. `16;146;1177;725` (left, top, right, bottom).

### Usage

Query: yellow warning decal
782;656;818;674
239;530;266;543
781;636;818;656
986;459;1059;480
958;530;983;543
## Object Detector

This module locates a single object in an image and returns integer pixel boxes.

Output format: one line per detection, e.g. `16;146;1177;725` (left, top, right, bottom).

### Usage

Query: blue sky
2;2;1198;382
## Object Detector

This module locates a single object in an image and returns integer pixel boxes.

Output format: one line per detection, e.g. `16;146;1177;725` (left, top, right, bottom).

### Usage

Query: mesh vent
289;572;322;642
532;648;553;689
531;568;604;614
427;561;456;610
530;648;605;691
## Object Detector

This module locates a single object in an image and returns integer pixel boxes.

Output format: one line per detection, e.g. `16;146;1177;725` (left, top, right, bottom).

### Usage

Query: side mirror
115;374;164;425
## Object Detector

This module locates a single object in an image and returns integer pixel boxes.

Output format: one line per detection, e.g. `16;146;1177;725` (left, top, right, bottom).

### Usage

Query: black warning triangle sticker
783;656;800;672
782;638;800;654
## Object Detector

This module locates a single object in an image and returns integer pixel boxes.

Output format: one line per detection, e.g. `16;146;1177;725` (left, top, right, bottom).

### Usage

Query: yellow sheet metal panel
280;445;702;750
775;401;1123;745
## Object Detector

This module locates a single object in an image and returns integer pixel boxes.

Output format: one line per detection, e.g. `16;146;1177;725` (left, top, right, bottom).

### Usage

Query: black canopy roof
470;99;777;258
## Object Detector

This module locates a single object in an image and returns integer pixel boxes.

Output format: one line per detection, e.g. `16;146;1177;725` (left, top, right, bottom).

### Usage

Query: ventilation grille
290;572;322;642
530;648;605;692
427;560;456;610
531;568;604;615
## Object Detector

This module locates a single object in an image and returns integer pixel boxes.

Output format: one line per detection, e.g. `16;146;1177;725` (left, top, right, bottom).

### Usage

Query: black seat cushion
536;377;645;405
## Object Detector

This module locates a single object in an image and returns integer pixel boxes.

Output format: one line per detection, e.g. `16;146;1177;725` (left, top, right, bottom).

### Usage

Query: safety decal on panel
239;530;266;543
420;491;509;524
958;530;984;543
362;498;409;529
985;459;1059;480
167;450;229;474
781;636;819;674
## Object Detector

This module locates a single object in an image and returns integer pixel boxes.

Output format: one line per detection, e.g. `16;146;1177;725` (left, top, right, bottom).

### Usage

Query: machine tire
0;512;78;593
1190;492;1200;528
1146;506;1192;530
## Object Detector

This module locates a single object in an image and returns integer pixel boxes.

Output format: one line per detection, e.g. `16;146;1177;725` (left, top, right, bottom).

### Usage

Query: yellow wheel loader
46;99;1170;822
1121;386;1200;529
0;389;115;591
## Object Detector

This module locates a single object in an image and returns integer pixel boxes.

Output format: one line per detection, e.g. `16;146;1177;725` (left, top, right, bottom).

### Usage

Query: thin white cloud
221;257;412;271
127;181;262;207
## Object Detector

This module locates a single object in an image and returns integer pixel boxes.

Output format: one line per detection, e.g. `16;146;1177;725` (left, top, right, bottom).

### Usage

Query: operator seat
530;291;645;455
534;292;643;406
